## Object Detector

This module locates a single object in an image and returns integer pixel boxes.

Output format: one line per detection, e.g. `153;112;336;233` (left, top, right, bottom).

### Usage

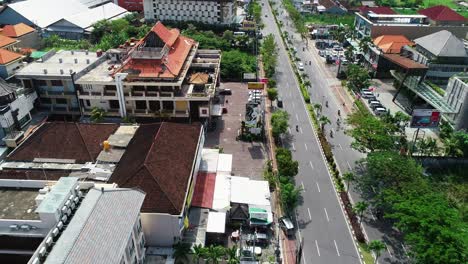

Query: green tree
313;103;322;116
225;246;240;264
345;64;370;91
222;30;234;42
368;240;386;264
345;45;355;61
359;36;373;55
221;50;256;80
343;172;355;193
173;242;191;264
207;245;225;264
192;244;206;264
439;120;454;140
90;107;105;123
443;136;464;157
318;115;331;132
271;110;290;140
280;182;301;211
453;131;468;157
276;148;299;177
267;88;278;101
261;34;278;78
353;201;368;224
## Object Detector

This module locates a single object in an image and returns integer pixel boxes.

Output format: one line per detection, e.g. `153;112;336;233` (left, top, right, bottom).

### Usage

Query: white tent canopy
206;212;226;233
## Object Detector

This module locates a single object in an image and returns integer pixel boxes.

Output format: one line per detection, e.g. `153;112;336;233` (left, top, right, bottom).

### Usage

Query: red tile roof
153;21;180;47
7;122;119;163
109;122;202;214
1;23;35;38
0;35;16;48
0;48;22;64
191;172;216;209
359;6;396;15
373;35;414;54
418;5;466;22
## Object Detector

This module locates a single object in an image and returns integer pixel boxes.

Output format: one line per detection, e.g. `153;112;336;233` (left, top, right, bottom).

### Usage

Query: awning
191;172;216;209
217;154;232;174
207;212;226;233
211;104;223;117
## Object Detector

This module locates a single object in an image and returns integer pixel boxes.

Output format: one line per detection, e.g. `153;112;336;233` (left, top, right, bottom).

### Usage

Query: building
418;5;466;26
317;0;347;15
0;49;23;79
443;74;468;130
0;23;41;49
116;0;144;12
0;0;129;40
75;22;221;120
1;121;205;247
143;0;237;25
362;35;413;77
0;35;19;51
37;188;146;264
0;78;37;145
354;9;467;40
401;30;468;84
358;6;396;15
14;50;106;116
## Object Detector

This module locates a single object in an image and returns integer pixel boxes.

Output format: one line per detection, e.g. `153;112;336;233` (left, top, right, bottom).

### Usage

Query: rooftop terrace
0;188;40;220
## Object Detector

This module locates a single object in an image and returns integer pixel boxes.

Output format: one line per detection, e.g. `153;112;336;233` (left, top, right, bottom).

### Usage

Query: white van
361;91;374;98
374;107;387;115
233;31;246;36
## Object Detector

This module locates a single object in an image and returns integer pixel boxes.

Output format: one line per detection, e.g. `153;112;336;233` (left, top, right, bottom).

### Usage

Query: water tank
103;140;110;151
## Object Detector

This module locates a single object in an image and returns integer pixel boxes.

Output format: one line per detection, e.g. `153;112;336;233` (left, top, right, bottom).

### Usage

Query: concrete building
443;74;468;130
0;23;41;50
14;50;106;117
75;22;221;120
0;49;23;79
0;79;37;145
401;30;468;84
0;35;19;52
143;0;237;25
354;9;467;40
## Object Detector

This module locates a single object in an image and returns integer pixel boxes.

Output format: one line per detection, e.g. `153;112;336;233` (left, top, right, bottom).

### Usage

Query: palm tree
318;115;331;132
90;107;105;123
352;201;368;224
359;36;372;55
225;246;239;264
444;136;463;157
313;103;322;116
342;172;355;193
192;244;207;264
173;242;191;264
304;80;311;88
301;73;308;80
368;240;386;264
207;245;225;264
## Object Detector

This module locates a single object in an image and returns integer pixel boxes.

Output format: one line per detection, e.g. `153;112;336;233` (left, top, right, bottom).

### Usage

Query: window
51;80;62;86
23;80;33;88
109;100;120;109
56;98;67;105
126;237;135;257
162;101;174;110
149;101;160;111
135;101;146;110
41;98;52;104
37;80;47;86
85;100;91;107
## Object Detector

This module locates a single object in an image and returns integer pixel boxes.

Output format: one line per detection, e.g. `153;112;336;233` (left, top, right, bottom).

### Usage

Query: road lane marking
307;208;312;220
299;127;303;134
338;144;343;150
316;182;321;192
292;143;296;150
288;127;291;133
301;181;305;190
324;208;330;222
304;143;308;151
315;240;321;256
347;161;352;170
402;243;409;257
309;161;314;169
296;113;299;121
386;243;393;258
292;102;296;108
334;240;341;256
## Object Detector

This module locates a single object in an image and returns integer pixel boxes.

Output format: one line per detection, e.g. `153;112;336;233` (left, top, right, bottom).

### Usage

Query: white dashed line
315;240;321;256
334;240;341;256
292;102;296;108
307;208;312;220
309;161;314;169
301;181;305;190
316;182;321;192
347;161;352;170
288;127;291;133
299;127;303;134
304;143;308;151
296;113;299;121
338;144;343;150
324;208;330;222
292;143;296;150
386;243;393;258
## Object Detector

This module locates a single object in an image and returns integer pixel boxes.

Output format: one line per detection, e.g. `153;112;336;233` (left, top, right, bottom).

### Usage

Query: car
219;89;232;95
277;97;283;108
374;107;387;115
298;62;304;71
367;96;378;103
361;91;374;98
369;101;382;109
279;217;294;236
249;90;262;96
318;50;326;57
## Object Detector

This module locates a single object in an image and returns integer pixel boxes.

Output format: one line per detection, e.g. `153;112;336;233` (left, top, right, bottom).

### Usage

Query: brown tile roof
359;6;396;15
109;122;202;214
0;48;22;64
418;5;466;22
373;35;413;54
1;23;35;38
0;35;16;48
0;170;65;181
153;21;180;47
7;122;119;163
189;72;209;84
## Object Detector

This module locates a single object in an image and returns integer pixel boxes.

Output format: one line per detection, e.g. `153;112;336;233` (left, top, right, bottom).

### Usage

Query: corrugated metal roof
414;30;467;57
45;188;145;264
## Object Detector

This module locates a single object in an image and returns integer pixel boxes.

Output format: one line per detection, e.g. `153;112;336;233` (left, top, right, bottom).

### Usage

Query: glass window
51;80;62;86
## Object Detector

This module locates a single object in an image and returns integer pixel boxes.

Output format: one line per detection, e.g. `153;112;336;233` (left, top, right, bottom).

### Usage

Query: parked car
318;50;326;57
369;101;383;110
374;107;387;116
277;97;283;108
361;91;374;98
367;96;378;103
249;90;262;96
219;89;232;95
298;62;304;71
279;217;294;236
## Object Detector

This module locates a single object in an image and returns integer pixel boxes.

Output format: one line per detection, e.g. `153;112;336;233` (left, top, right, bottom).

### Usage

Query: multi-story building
75;21;221;120
354;9;467;40
14;50;106;117
116;0;144;12
0;49;23;79
401;30;468;84
0;23;41;49
143;0;237;25
443;74;468;130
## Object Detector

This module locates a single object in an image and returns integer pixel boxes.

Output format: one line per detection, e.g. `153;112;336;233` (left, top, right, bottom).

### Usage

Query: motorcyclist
337;109;341;116
330;130;333;138
296;125;299;132
325;101;329;108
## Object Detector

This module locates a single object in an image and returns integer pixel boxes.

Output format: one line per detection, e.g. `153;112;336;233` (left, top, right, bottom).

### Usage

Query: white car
298;62;304;71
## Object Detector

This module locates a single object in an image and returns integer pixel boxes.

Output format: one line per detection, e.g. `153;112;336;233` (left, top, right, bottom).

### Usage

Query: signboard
260;78;268;84
243;73;256;81
241;20;256;31
410;109;441;128
248;82;265;90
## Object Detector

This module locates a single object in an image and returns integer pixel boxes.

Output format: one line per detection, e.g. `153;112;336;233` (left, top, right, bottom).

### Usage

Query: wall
444;76;468;130
16;31;42;50
140;213;182;246
0;91;37;129
0;59;22;79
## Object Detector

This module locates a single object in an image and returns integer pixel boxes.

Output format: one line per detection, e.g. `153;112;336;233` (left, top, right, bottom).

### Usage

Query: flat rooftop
15;50;102;78
75;56;116;84
0;188;40;220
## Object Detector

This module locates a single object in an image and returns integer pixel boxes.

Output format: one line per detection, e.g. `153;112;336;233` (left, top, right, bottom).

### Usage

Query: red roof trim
418;5;466;21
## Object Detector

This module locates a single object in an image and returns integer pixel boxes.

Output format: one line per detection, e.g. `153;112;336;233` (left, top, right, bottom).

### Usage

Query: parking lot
205;82;268;179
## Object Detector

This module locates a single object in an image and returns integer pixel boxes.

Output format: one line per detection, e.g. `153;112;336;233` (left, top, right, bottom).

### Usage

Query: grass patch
303;14;355;26
358;242;375;264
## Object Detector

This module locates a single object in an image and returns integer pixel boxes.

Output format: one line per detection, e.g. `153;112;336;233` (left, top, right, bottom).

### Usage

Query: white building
143;0;237;24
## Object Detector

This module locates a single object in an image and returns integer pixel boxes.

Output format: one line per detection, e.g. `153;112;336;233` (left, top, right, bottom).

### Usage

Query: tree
90;107;105;123
267;88;278;101
280;182;301;211
173;242;191;264
192;244;207;264
318;115;331;132
303;80;311;88
368;240;386;264
345;45;355;61
359;36;372;55
353;201;368;224
345;64;370;91
276;148;299;177
313;103;322;116
221;50;256;80
225;246;240;264
439;120;454;140
443;136;464;157
343;172;355;193
222;30;234;42
207;245;225;264
261;34;278;78
271;110;290;140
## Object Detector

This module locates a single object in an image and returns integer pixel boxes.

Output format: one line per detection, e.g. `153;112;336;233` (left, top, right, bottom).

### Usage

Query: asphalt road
262;1;409;263
261;2;362;264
